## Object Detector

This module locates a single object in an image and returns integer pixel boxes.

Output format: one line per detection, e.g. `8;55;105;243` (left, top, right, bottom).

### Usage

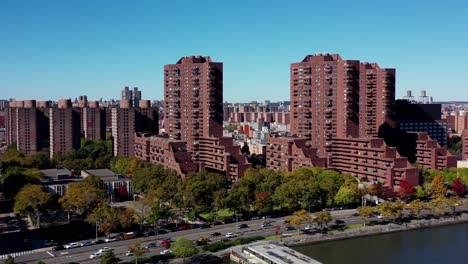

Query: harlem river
292;223;468;264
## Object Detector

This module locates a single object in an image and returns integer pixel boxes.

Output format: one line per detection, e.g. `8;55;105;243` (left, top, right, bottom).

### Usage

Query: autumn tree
14;184;52;228
128;240;149;264
430;174;447;199
313;211;333;230
415;185;428;199
377;201;405;223
407;199;426;218
357;206;377;226
254;192;274;215
86;203;120;236
286;209;313;230
399;180;415;199
451;178;465;196
334;185;358;207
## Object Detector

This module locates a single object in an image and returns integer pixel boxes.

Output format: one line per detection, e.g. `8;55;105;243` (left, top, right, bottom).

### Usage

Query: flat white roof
244;243;321;264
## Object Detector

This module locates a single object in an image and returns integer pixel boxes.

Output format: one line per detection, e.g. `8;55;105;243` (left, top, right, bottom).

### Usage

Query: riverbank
282;212;468;247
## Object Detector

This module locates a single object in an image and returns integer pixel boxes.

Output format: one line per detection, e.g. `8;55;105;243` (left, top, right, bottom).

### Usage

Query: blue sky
1;0;467;102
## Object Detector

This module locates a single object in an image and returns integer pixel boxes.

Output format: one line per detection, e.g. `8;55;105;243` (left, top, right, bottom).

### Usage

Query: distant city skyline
1;1;467;102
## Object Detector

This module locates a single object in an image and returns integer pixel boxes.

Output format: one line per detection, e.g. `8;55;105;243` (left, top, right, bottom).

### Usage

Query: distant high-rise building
121;86;142;108
164;56;223;156
112;100;135;157
290;53;361;156
82;101;106;140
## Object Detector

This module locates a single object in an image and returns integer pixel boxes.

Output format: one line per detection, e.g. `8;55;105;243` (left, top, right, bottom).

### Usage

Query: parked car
251;216;261;220
239;223;249;229
199;224;211;229
125;251;133;256
210;232;221;237
143;230;155;237
198;237;210;243
225;232;237;238
92;239;105;245
284;226;296;231
260;223;272;228
304;225;314;230
52;245;64;251
64;242;80;249
121;232;135;240
178;225;189;231
377;215;383;219
79;241;92;247
195;240;207;246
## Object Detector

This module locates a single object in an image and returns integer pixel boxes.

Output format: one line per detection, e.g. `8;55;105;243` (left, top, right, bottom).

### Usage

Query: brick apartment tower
49;99;81;158
111;100;135;157
82;101;106;140
290;53;360;156
164;56;223;157
359;63;396;137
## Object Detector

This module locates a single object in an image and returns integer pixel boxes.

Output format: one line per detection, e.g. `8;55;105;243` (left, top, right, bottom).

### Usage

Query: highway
14;209;361;263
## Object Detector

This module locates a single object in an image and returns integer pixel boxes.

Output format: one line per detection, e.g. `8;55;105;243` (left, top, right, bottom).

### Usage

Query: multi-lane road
12;209;362;263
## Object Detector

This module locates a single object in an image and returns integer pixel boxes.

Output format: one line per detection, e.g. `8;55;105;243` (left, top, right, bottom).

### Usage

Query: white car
80;241;92;247
160;249;172;255
225;232;237;238
64;242;80;249
90;252;102;259
125;251;133;256
304;225;314;230
98;247;112;253
377;215;383;219
104;237;118;243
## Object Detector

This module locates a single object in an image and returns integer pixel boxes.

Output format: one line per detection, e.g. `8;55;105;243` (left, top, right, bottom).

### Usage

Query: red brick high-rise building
290;54;360;156
359;63;396;138
49;99;81;158
164;56;223;157
82;101;106;140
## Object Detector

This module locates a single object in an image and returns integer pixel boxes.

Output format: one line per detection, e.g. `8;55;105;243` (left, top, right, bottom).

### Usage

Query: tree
59;176;106;216
357;206;377;226
3;256;15;264
100;249;121;264
377;201;405;223
254;192;274;215
170;238;198;258
429;197;449;216
415;185;427;199
407;199;426;219
399;180;415;199
87;203;120;236
180;171;226;213
334;185;358;207
285;209;312;230
313;211;333;230
14;184;51;228
430;174;447;199
451;178;465;196
128;240;149;264
118;208;136;230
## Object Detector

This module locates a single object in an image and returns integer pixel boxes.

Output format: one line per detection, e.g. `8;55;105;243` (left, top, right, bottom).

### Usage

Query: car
52;245;64;251
198;237;210;243
125;251;133;256
178;225;189;231
284;226;296;231
143;230;155;237
225;232;237;238
144;242;157;249
239;223;249;229
377;215;383;219
160;249;172;255
304;225;314;230
104;237;118;243
92;239;105;245
64;242;80;249
156;229;168;234
90;252;102;259
79;241;92;247
251;216;261;220
260;223;272;228
210;232;222;237
199;224;211;229
98;247;112;253
352;213;360;217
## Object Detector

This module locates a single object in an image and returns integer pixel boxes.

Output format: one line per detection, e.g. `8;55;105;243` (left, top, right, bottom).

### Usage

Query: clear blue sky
1;0;467;102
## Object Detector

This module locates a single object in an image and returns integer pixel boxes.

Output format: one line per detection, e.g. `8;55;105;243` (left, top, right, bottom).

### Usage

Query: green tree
170;238;198;258
180;171;226;213
377;201;405;223
407;199;426;218
313;211;333;230
0;166;42;199
59;175;106;216
128;240;149;264
285;209;312;230
415;185;427;199
334;185;358;207
3;256;15;264
100;249;121;264
14;184;51;228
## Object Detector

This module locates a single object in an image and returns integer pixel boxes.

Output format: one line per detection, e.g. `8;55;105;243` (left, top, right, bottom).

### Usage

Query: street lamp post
95;221;98;241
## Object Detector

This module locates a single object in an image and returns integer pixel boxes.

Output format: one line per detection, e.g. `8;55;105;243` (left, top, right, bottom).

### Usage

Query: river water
292;223;468;264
